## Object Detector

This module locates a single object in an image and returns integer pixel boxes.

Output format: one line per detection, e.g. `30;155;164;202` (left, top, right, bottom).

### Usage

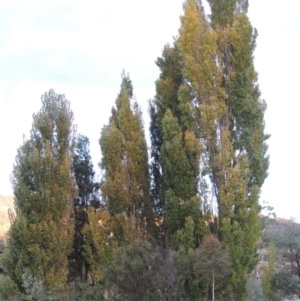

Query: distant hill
247;216;300;300
0;195;14;240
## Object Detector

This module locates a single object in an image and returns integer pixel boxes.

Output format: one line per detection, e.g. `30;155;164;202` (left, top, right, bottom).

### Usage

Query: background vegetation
0;0;283;300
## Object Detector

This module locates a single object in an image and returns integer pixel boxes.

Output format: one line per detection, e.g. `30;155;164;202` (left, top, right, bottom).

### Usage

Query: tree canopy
0;1;269;300
2;90;76;292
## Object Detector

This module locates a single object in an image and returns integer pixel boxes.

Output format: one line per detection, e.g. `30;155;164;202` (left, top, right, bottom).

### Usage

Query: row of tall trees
0;0;268;300
149;0;268;298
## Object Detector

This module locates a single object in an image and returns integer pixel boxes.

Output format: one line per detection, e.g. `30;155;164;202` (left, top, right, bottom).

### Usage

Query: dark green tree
160;110;203;247
73;134;99;208
149;41;205;249
69;134;99;282
149;44;184;216
173;244;209;300
2;89;76;293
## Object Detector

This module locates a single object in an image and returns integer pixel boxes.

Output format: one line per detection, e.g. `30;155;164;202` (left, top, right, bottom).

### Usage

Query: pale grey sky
0;0;299;219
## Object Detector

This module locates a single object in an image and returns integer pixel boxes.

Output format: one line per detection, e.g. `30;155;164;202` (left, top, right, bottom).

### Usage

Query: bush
44;282;104;301
105;239;178;301
0;275;22;301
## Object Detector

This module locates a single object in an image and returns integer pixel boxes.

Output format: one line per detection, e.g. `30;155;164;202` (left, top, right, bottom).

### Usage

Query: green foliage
197;235;231;300
2;90;76;294
149;43;200;219
261;242;277;301
176;216;195;251
148;0;269;296
175;0;269;298
173;247;209;300
161;110;194;201
106;239;178;301
21;268;44;301
0;239;5;255
1;0;269;298
69;134;99;281
0;274;22;301
106;238;229;301
150;40;202;249
0;279;105;301
260;218;300;299
100;71;152;228
273;269;300;300
42;282;104;301
73;134;99;208
262;218;300;274
81;208;119;283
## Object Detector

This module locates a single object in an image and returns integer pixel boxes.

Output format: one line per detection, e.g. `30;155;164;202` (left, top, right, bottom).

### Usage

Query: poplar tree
100;71;152;234
150;43;204;248
2;89;76;292
149;44;184;216
176;0;269;298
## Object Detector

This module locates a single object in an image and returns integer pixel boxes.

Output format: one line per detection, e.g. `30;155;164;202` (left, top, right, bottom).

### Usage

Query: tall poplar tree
176;0;269;298
2;89;76;292
150;41;205;248
149;44;185;216
100;71;152;233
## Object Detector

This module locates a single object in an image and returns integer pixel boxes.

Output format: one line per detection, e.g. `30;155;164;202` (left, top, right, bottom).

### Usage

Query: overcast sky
0;0;299;220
